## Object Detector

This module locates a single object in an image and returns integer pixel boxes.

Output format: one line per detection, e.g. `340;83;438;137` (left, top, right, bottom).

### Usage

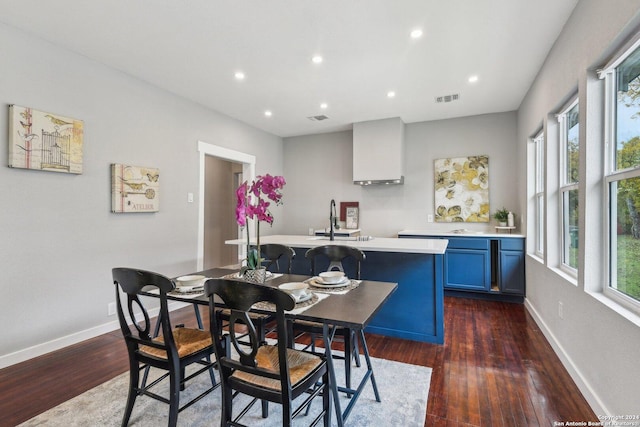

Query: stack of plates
174;275;206;293
310;275;350;287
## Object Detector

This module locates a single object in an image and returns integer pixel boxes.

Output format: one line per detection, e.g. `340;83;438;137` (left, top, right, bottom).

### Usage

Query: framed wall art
8;105;84;174
434;155;489;223
345;206;359;229
111;164;160;213
340;201;360;229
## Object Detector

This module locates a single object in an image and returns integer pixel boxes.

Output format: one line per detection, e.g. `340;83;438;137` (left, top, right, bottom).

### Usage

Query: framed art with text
111;163;160;213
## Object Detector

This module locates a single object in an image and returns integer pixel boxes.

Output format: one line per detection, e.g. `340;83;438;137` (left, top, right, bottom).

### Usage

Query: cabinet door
499;250;525;295
444;248;491;291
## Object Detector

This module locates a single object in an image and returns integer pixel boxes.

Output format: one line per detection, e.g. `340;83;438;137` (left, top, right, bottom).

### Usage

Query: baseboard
524;298;608;416
0;301;190;369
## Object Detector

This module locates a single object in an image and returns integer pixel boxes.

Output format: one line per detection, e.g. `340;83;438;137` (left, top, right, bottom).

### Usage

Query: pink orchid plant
236;174;286;273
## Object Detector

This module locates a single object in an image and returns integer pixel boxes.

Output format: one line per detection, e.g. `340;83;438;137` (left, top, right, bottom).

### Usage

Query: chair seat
233;345;323;391
140;327;212;359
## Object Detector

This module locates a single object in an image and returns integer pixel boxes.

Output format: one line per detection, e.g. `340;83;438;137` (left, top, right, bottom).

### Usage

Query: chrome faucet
329;199;337;241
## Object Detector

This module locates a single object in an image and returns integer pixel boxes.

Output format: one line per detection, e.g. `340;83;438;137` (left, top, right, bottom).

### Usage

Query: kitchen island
226;234;448;344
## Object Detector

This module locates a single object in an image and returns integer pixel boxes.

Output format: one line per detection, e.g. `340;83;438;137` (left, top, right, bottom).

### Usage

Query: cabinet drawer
500;238;524;251
446;238;490;250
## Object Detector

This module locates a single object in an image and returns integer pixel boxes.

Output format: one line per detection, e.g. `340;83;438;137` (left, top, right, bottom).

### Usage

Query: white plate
294;292;313;303
175;274;206;288
320;276;349;285
174;285;204;293
311;276;350;287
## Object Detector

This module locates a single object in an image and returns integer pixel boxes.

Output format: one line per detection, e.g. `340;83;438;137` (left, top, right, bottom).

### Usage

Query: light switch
187;193;194;203
427;214;434;223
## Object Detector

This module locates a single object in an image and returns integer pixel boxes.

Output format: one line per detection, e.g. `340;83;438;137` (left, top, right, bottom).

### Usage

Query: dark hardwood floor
0;296;597;427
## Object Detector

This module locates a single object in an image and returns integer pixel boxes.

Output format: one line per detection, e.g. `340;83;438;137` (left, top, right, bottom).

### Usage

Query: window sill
549;266;578;287
527;253;544;265
586;290;640;328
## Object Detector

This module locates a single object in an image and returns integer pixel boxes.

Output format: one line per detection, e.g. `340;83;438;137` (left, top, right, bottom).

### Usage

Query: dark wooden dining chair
216;244;296;345
292;245;366;397
112;267;220;427
259;243;296;274
205;278;330;427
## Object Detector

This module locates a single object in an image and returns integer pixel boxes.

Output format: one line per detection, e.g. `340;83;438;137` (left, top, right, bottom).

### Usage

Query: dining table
146;267;398;427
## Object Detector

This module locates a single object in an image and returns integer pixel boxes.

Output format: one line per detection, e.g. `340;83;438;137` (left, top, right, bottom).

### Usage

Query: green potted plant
493;207;509;226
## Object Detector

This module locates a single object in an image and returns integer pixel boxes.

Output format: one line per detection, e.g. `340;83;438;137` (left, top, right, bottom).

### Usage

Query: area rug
20;353;431;426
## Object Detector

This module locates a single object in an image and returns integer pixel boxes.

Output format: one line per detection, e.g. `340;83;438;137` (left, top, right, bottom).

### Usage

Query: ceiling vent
435;94;460;103
307;115;329;121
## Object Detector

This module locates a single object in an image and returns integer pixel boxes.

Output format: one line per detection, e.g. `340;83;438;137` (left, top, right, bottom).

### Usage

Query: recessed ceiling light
410;29;423;39
264;110;272;117
312;55;323;64
320;103;328;109
468;75;479;83
387;91;396;98
234;71;245;80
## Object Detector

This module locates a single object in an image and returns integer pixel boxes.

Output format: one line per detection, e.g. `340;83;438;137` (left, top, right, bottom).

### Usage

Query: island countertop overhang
225;234;448;254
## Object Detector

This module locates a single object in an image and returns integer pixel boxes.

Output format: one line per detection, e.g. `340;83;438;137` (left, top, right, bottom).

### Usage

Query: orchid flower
236;174;286;275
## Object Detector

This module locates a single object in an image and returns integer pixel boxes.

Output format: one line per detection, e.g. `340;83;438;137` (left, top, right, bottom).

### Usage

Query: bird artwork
9;105;84;174
119;178;147;191
17;131;38;142
111;163;159;212
44;114;72;128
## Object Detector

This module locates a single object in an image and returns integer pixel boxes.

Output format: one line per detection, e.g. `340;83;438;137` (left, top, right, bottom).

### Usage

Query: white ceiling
0;0;578;138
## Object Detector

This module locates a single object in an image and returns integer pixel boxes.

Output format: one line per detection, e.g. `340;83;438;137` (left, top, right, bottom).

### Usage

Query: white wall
283;112;519;237
0;22;283;366
516;0;640;415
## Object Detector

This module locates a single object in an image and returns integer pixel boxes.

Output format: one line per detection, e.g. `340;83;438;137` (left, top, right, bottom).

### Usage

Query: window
558;99;579;272
601;38;640;310
533;130;545;257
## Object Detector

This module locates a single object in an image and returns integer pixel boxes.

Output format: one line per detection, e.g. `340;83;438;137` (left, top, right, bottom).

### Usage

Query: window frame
533;130;545;258
600;36;640;315
557;98;579;275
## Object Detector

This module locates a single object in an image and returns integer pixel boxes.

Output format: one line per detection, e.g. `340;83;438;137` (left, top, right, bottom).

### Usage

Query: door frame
197;140;255;271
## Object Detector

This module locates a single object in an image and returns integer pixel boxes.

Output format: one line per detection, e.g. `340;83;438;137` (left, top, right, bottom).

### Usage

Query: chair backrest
112;267;178;361
205;279;296;391
305;245;366;279
258;243;296;274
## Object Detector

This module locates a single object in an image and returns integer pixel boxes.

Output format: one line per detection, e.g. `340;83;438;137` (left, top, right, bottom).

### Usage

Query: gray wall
283;112;519;237
0;22;283;365
516;0;640;415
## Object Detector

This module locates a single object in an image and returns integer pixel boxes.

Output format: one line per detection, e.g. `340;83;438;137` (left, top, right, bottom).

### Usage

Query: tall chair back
259;243;296;274
112;267;218;427
206;278;330;426
305;245;366;279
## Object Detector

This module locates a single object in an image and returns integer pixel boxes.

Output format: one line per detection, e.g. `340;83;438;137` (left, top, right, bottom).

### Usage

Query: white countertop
398;229;525;238
225;234;448;254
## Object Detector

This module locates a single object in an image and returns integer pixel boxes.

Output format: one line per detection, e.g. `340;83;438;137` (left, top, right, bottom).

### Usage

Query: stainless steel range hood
353;117;405;185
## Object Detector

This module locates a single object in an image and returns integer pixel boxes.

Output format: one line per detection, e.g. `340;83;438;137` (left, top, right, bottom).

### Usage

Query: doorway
197;141;255;271
203;156;242;269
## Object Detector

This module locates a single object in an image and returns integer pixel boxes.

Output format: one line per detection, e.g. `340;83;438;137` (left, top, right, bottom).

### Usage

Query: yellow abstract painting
434;155;489;222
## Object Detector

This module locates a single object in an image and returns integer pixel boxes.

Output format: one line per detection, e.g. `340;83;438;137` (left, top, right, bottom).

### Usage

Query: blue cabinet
443;238;491;291
498;239;525;295
400;234;525;301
